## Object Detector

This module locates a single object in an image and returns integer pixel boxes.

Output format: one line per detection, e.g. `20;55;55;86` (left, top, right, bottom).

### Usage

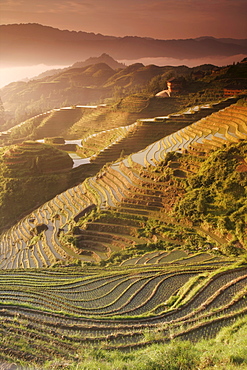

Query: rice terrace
0;56;247;369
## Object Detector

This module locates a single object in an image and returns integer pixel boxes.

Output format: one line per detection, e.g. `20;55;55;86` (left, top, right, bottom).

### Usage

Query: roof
155;90;170;97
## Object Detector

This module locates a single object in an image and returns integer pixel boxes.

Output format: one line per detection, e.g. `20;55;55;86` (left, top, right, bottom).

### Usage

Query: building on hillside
167;77;184;94
155;89;170;98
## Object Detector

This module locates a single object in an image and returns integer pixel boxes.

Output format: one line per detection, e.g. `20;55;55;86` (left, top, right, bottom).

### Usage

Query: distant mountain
1;23;246;67
195;36;247;47
34;54;125;80
71;53;125;70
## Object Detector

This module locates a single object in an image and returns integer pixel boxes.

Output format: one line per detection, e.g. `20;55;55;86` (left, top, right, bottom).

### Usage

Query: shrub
129;341;199;370
174;141;247;244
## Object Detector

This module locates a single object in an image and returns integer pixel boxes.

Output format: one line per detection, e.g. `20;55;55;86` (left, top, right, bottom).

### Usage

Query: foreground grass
11;317;247;370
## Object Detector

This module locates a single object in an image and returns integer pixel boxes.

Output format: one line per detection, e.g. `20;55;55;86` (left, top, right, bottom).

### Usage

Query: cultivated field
0;96;246;368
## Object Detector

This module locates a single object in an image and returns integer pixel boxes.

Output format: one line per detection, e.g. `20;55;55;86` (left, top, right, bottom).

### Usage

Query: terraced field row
0;272;197;316
80;123;137;158
0;182;98;268
0;265;246;318
89;97;240;165
0;264;246;364
129;104;247;168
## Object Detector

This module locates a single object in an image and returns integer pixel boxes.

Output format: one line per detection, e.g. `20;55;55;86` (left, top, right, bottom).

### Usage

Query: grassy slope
41;317;247;370
174;141;247;250
0;172;245;365
0;142;73;230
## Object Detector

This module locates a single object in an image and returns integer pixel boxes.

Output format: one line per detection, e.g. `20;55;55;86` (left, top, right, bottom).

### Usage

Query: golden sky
0;0;247;39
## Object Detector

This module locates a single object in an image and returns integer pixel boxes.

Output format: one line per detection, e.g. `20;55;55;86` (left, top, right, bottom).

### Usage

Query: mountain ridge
1;23;246;67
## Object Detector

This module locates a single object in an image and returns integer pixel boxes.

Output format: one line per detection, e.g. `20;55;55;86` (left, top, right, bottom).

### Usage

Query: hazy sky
1;0;247;39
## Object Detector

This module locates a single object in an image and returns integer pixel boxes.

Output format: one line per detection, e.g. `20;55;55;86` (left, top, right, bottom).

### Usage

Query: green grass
7;316;246;370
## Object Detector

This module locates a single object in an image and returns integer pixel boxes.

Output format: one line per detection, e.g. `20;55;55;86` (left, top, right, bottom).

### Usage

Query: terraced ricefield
0;100;247;269
0;262;246;365
1;106;86;144
0;98;247;367
2;141;73;176
78;96;241;164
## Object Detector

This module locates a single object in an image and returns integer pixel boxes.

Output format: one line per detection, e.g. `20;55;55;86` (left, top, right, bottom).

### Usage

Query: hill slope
1;60;246;132
0;98;239;235
34;53;126;80
0;62;191;127
0;99;247;369
0;141;73;231
0;99;246;269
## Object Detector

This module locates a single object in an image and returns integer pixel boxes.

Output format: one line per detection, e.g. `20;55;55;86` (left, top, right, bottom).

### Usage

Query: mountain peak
71;54;125;70
195;36;216;41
